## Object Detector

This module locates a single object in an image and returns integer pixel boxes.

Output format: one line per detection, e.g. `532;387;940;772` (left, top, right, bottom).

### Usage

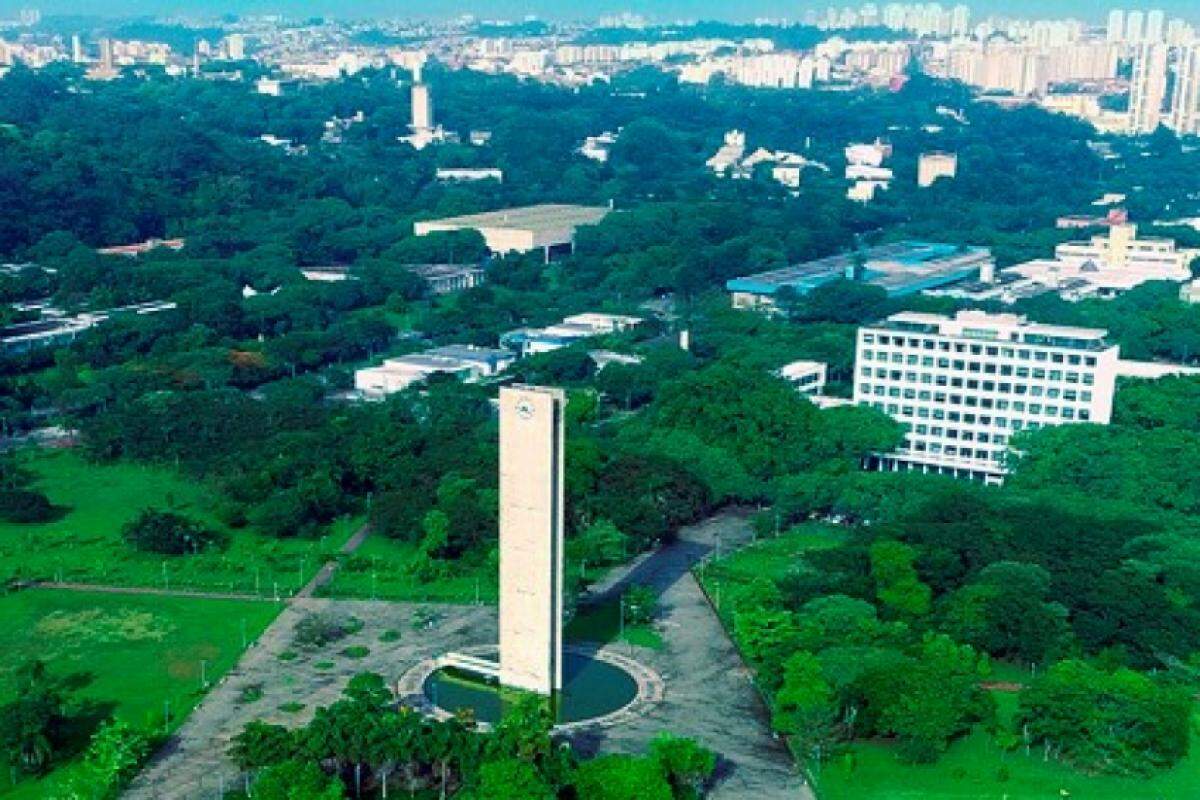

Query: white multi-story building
853;310;1120;482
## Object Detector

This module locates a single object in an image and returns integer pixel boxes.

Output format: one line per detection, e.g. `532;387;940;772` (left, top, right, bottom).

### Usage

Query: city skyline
1;1;1199;25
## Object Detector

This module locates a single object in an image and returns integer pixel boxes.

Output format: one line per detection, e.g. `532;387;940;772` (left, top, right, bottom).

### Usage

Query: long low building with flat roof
727;241;993;312
354;345;515;399
413;204;612;260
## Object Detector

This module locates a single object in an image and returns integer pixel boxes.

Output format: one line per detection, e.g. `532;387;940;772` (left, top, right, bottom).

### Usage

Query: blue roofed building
726;241;995;312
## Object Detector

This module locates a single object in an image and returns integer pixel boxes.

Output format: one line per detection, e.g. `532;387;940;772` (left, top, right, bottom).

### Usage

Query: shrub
0;489;56;523
292;613;359;649
122;509;226;555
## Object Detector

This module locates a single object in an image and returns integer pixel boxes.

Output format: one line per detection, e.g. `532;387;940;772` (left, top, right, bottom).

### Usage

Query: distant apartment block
726;241;993;312
917;152;958;187
414;204;612;260
853;310;1120;482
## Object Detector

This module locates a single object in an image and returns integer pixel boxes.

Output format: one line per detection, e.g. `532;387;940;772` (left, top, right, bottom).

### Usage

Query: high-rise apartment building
1145;9;1166;43
1126;10;1145;43
1107;9;1125;43
1170;45;1200;135
853;310;1120;482
1128;43;1169;133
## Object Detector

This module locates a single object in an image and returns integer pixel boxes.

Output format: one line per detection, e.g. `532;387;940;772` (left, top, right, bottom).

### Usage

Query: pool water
423;650;638;724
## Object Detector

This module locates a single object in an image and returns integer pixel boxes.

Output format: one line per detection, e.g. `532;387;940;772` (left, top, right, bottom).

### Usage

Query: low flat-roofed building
1115;359;1200;380
777;360;828;395
354;344;515;399
990;223;1200;301
300;265;353;282
854;310;1120;483
727;241;993;312
97;238;185;258
1181;278;1200;304
413;204;612;260
1;300;176;354
435;167;503;182
404;264;486;295
918;151;958;187
501;312;643;356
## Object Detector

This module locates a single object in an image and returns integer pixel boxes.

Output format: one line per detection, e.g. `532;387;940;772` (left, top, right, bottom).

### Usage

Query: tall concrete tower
498;385;565;696
411;64;434;132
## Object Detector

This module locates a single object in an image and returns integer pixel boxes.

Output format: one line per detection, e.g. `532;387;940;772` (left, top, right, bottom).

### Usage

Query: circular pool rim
395;642;664;732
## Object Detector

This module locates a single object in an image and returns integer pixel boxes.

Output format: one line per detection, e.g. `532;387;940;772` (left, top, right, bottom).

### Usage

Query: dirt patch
35;607;175;644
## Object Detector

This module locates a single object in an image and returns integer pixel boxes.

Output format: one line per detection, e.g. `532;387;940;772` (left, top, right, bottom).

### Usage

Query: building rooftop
870;310;1112;351
403;263;486;278
727;241;992;298
415;204;611;234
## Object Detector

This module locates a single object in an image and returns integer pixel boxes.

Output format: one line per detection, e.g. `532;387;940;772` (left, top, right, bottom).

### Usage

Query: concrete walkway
122;599;495;799
574;511;813;800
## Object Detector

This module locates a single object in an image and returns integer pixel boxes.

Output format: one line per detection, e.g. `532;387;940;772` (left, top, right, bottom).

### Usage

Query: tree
939;561;1070;664
246;760;345;800
122;508;227;555
622;584;657;626
0;489;55;523
230;721;296;770
570;754;673;800
771;651;838;758
649;734;716;797
58;720;150;800
0;660;66;775
876;635;994;764
869;540;931;618
470;758;553;800
1015;660;1191;775
568;519;629;570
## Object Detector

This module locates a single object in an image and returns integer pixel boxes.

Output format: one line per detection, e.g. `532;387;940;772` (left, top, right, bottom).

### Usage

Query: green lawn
699;523;1200;800
318;533;498;603
697;523;848;621
818;693;1200;800
565;595;664;650
0;589;279;798
1;449;359;595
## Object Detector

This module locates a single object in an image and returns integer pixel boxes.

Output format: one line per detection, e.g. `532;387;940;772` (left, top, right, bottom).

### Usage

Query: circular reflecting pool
423;650;638;725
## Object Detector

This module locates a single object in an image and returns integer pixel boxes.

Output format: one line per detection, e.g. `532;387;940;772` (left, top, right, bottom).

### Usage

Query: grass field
0;589;279;798
318;533;499;603
0;449;359;595
698;523;1200;800
817;694;1200;800
565;595;664;650
697;523;848;619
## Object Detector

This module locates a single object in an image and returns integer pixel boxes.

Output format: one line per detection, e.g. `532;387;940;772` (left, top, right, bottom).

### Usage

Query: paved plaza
123;512;810;799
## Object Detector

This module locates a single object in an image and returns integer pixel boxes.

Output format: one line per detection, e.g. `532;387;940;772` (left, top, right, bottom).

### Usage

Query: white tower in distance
410;63;434;132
